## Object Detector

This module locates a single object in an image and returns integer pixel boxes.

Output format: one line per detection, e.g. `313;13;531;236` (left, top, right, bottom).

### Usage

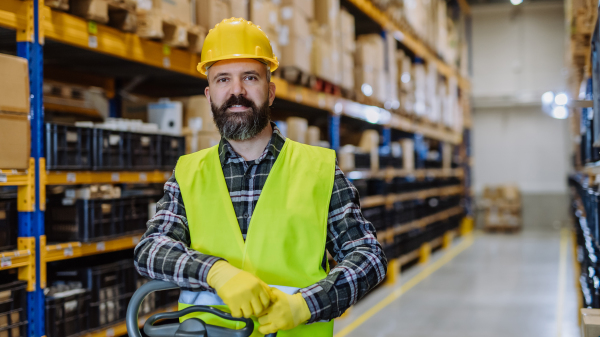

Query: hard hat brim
198;55;279;76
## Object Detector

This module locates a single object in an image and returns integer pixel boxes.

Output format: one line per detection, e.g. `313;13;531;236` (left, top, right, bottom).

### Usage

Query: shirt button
243;213;249;218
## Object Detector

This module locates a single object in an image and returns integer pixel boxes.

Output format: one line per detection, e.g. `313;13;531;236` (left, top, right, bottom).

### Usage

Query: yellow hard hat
198;17;279;76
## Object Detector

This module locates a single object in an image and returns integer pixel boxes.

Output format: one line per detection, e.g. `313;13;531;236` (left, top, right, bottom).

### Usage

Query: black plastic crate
0;200;18;252
93;129;129;170
46;199;119;243
54;260;134;329
0;281;27;337
362;206;386;231
120;196;152;234
366;179;387;196
159;135;185;170
46;123;93;170
45;288;91;337
351;179;368;198
354;153;371;170
129;133;160;170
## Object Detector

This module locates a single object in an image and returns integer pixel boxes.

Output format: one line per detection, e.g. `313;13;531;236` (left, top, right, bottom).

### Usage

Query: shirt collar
218;121;287;167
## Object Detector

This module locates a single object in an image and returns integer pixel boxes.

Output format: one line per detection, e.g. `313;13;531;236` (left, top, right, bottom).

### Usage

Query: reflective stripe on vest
175;139;336;337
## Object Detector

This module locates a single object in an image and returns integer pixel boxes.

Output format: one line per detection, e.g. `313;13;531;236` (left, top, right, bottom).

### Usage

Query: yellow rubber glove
257;288;311;335
207;260;273;318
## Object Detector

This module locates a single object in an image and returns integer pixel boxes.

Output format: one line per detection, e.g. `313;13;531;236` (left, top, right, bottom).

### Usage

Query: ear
268;81;276;106
204;86;211;105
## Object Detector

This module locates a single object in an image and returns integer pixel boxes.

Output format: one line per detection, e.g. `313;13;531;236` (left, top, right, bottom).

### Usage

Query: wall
471;2;571;229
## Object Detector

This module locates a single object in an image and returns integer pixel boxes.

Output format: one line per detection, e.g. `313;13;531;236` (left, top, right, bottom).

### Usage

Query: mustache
220;95;257;111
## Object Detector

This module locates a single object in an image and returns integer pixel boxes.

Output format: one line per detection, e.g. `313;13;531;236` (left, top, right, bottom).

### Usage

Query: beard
211;95;271;141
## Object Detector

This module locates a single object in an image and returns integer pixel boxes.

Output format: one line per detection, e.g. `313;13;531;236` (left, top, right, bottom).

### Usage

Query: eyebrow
213;70;261;79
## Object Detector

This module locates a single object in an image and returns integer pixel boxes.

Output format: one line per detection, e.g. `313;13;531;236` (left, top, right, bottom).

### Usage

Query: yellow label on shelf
88;21;98;35
162;45;171;56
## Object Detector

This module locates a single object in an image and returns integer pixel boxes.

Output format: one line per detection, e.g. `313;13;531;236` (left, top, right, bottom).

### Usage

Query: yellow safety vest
175;139;336;337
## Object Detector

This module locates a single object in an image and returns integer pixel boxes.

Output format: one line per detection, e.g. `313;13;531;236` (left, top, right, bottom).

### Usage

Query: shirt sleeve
133;172;224;291
299;165;388;323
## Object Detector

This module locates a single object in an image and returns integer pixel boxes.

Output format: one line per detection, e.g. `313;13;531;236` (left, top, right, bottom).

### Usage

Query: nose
231;77;245;96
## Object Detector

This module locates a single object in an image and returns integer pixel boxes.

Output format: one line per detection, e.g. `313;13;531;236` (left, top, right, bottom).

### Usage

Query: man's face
205;59;276;141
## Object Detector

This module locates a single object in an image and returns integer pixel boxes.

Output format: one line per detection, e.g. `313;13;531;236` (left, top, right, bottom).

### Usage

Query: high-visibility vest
175;139;336;337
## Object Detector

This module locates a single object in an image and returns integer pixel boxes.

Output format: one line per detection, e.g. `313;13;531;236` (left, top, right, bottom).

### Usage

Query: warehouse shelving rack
0;0;473;336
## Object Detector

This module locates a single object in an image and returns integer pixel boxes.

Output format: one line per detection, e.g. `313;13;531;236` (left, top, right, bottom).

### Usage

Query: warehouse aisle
333;229;580;337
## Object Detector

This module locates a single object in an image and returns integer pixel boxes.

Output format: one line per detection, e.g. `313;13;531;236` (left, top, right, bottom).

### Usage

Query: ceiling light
551;106;568;119
541;91;554;105
554;93;568;106
510;0;523;5
361;84;373;97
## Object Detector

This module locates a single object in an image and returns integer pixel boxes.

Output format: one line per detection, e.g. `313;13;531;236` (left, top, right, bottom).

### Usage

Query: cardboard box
0;112;30;169
196;0;231;30
401;139;414;171
230;0;249;19
0;54;30;114
306;126;320;146
137;0;192;24
340;8;355;53
280;35;312;73
71;0;109;23
148;100;183;135
341;52;354;90
312;34;333;82
251;0;279;32
355;34;384;70
286;117;308;143
354;64;376;94
314;0;338;26
186;95;218;131
282;0;314;19
280;6;311;39
184;129;222;153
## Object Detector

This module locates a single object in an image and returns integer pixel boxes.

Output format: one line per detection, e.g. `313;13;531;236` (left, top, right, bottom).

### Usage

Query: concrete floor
333;229;580;337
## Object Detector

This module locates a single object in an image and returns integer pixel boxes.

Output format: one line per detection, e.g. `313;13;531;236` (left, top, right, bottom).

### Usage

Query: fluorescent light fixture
379;109;392;124
334;102;343;115
510;0;523;5
554;93;568;106
365;107;380;123
541;91;554;105
551;106;568;119
361;83;373;97
401;73;411;83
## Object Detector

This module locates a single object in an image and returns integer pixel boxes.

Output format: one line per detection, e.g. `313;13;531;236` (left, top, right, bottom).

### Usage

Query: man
134;18;387;336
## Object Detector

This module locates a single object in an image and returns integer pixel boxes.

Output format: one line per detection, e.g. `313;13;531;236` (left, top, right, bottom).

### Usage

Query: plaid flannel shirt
134;122;387;322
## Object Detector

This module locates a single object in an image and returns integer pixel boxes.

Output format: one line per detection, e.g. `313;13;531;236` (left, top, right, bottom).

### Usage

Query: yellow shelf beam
345;0;470;91
42;7;201;78
361;185;464;208
82;305;178;337
0;238;36;291
46;170;171;185
0;170;30;186
44;233;143;263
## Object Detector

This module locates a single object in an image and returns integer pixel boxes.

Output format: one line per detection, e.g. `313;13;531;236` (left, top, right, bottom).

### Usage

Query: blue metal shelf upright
16;1;45;336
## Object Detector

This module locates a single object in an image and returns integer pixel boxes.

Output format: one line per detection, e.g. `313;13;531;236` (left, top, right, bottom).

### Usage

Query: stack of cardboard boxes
355;34;385;100
279;0;314;74
340;9;355;91
481;185;522;231
0;54;31;170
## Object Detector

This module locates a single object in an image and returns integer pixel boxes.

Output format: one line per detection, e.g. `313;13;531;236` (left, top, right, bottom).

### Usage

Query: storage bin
158;135;185;170
46;123;93;170
0;200;17;252
129;133;159;170
46;198;119;243
45;287;91;337
93;128;129;170
0;281;27;337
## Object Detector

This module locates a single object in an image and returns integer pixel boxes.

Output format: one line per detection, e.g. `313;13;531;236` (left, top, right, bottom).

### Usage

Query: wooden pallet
136;10;206;53
70;0;137;32
483;224;521;233
42;81;104;118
